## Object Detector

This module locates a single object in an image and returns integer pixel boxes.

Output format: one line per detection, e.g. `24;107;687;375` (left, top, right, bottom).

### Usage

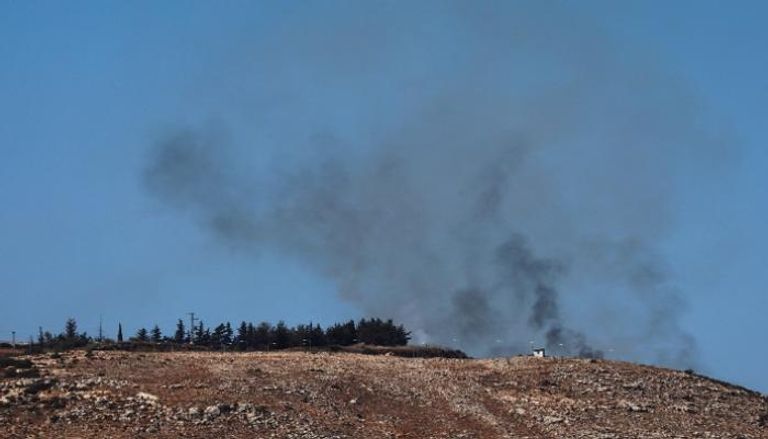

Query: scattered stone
136;392;159;404
204;404;221;418
618;399;648;412
24;378;56;394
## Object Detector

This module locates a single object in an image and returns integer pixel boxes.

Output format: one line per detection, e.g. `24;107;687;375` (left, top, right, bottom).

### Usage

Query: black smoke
142;2;726;367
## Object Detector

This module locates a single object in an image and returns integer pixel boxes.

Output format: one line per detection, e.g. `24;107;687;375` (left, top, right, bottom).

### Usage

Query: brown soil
1;350;766;438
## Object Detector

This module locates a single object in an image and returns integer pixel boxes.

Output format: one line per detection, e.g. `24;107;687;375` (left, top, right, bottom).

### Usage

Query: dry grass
2;351;767;438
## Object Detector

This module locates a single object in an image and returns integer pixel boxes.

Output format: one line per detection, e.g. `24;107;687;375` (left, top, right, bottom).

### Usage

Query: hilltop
1;350;766;438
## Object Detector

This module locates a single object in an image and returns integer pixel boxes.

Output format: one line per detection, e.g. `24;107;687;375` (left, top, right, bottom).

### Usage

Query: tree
273;321;291;349
211;323;225;347
357;318;410;346
135;327;149;342
254;322;270;348
326;320;357;345
309;323;327;347
117;323;124;343
174;319;186;344
65;318;78;339
223;322;233;346
236;321;248;350
150;325;163;343
194;321;210;346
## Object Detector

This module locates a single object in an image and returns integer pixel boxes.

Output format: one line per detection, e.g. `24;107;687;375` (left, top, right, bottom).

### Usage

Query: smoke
142;3;724;367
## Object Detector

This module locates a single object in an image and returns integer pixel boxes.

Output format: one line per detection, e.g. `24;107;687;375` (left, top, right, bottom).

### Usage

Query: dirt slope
1;351;766;438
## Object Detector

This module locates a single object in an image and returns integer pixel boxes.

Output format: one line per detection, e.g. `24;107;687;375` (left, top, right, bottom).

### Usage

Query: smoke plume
143;3;723;366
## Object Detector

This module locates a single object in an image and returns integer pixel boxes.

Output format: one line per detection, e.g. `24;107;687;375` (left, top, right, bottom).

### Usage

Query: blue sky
1;1;766;392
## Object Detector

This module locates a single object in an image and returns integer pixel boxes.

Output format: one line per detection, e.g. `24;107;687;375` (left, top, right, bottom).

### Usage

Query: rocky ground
1;350;766;438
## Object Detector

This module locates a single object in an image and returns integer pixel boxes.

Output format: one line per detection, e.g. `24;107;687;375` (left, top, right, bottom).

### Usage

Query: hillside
1;350;766;438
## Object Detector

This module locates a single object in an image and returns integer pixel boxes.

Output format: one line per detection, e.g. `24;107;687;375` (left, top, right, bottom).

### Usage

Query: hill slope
1;351;766;438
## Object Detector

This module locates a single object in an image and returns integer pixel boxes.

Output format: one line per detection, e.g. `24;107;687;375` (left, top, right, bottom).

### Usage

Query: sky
0;1;766;392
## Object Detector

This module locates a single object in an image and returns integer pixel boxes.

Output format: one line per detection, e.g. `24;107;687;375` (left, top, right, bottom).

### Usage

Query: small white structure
532;348;546;358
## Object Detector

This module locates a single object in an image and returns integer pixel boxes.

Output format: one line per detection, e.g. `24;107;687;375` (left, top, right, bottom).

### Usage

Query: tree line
34;317;411;351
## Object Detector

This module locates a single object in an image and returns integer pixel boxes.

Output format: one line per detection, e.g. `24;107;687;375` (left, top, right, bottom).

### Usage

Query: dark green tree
135;327;149;342
357;318;410;346
117;323;124;343
309;323;327;347
273;321;291;349
150;325;163;343
236;321;248;349
223;322;233;346
174;319;186;344
211;323;225;347
326;320;357;345
65;318;78;339
194;321;210;345
255;322;271;348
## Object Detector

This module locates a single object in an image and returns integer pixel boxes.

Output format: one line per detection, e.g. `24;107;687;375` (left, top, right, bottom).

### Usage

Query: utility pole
187;312;198;344
28;335;33;355
98;315;103;343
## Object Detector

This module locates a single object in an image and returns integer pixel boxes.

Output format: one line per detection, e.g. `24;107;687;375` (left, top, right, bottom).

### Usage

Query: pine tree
65;318;78;339
237;322;248;350
150;325;163;343
211;323;225;347
273;321;291;349
194;321;207;345
174;319;186;344
117;323;124;343
223;322;233;346
135;327;149;342
326;320;357;345
255;322;270;347
310;323;326;347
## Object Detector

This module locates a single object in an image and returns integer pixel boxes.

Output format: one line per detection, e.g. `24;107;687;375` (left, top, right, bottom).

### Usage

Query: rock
0;358;33;369
24;378;56;394
136;392;159;404
119;409;135;421
236;402;253;413
204;405;221;418
618;399;648;412
622;381;645;390
543;416;563;424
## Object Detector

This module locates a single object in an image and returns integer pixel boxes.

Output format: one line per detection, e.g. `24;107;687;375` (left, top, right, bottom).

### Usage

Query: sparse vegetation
1;351;765;438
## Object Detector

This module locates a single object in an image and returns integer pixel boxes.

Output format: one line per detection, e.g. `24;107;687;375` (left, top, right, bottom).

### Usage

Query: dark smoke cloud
142;3;725;367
